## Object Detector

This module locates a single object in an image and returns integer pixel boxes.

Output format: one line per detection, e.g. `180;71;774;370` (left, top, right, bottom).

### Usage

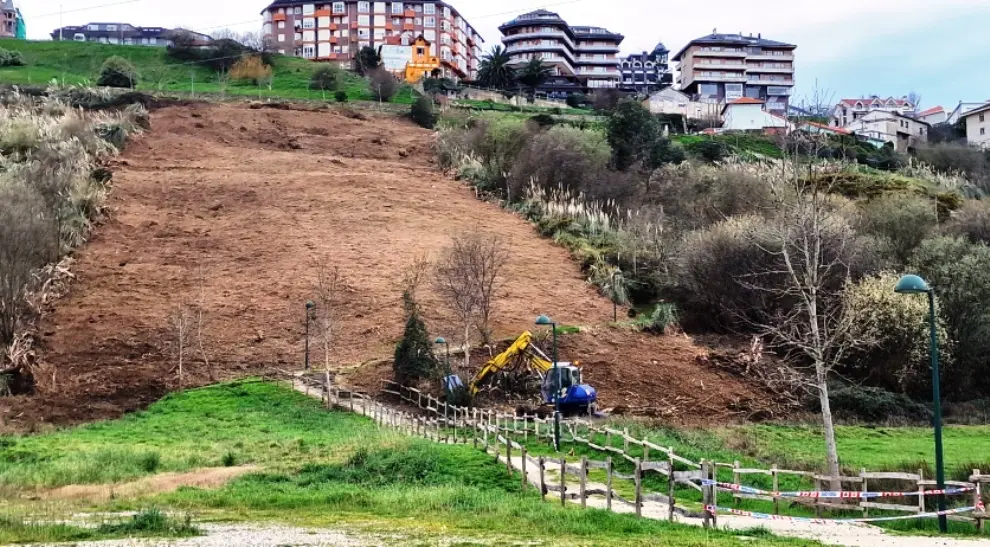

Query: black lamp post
895;274;946;533
536;314;561;452
435;336;452;383
305;301;314;371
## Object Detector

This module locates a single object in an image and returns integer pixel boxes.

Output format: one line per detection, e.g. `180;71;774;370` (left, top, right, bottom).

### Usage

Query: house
845;109;929;152
962;103;990;149
499;9;624;95
796;120;851;137
830;96;914;128
261;1;483;80
916;105;947;125
721;97;791;132
50;23;212;46
404;35;441;82
619;42;672;94
644;87;720;122
672;32;796;113
1;0;24;39
946;100;990;125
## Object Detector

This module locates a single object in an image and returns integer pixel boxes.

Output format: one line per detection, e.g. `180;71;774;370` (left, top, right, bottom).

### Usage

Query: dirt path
3;102;783;430
39;465;259;502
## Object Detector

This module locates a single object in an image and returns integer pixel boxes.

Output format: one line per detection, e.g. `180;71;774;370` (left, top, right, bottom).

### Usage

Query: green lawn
0;381;817;546
673;133;784;159
0;38;417;104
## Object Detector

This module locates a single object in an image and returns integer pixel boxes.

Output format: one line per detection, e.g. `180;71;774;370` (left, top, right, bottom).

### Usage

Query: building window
982;128;986;135
303;4;315;15
332;2;345;12
981;114;986;122
358;1;370;12
106;24;117;31
278;34;286;42
392;2;403;13
358;27;370;38
425;16;435;26
277;20;285;29
424;29;435;41
149;37;156;44
358;15;370;25
414;17;422;25
294;6;303;14
303;18;315;29
303;45;316;57
424;3;435;14
374;2;386;14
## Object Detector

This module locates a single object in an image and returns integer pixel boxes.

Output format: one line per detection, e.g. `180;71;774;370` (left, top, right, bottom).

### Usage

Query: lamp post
536;314;561;452
895;274;946;533
304;301;314;371
435;336;452;386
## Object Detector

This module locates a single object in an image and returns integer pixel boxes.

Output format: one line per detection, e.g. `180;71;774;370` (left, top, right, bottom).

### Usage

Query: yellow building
404;36;441;83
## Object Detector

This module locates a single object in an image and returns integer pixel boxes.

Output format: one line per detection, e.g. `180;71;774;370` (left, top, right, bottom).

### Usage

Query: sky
16;0;990;109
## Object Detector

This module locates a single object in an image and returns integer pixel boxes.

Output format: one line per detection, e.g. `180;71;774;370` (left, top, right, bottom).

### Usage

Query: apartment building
962;103;990;150
846;110;929;153
499;9;624;96
261;1;483;80
50;23;211;46
829;96;914;128
619;41;672;94
673;32;796;112
1;0;24;39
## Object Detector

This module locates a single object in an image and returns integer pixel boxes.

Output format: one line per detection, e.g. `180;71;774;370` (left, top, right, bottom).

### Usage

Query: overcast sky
18;0;990;108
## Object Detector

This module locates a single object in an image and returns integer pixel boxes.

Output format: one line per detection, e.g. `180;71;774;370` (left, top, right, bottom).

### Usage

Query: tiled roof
673;32;795;60
804;121;851;135
917;106;945;116
728;97;765;105
839;97;912;108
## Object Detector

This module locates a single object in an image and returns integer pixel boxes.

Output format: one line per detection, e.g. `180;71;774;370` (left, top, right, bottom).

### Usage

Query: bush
857;193;937;265
944;199;990;244
0;47;26;67
310;65;342;92
631;303;679;333
915;143;988;182
811;385;931;423
507;126;609;200
841;272;949;396
334;90;348;103
96;56;138;88
606;99;674;171
591;89;627;111
410;95;437;129
528;113;555;127
369;68;399;101
393;291;439;384
691;138;729;163
167;37;254;73
565;93;587;109
355;46;382;75
229;55;272;85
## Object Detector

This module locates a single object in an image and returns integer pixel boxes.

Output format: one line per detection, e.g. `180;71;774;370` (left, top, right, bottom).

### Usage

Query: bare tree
193;270;216;382
907;90;923;113
312;262;346;371
434;232;509;366
170;303;194;390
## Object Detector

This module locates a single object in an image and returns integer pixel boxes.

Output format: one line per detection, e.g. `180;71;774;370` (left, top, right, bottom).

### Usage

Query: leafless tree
170;303;194;390
312;262;346;371
434;232;509;366
907;91;923;113
399;255;431;298
193;270;216;382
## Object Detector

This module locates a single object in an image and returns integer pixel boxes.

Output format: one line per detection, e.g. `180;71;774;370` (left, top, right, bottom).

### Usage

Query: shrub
229;55;272;85
565;92;587;109
606;99;661;171
138;451;161;473
0;47;26;67
167;36;253;73
0;184;55;345
811;385;931;423
410;95;437;129
334;90;348;103
528;113;555;127
355;46;382;75
507;125;609;200
841;272;950;396
393;291;439;384
369;68;399;101
915;143;988;182
310;65;341;92
591;89;627;111
944;200;990;244
857;193;937;265
631;303;679;333
96;56;138;88
691;138;729;163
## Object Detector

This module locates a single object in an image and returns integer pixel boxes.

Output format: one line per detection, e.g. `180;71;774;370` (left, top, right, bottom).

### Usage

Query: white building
845;110;929;152
830;96;914;128
721;98;790;131
917;105;947;125
644;88;720;122
962;103;990;149
947;100;990;125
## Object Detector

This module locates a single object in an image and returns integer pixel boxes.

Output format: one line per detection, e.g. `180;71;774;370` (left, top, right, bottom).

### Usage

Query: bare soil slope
1;103;784;430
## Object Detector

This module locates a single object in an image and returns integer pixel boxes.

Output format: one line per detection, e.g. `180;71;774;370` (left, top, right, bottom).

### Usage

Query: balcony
273;13;286;21
575;44;620;53
315;8;331;17
747;78;795;86
695;62;747;70
503;30;575;49
692;49;747;58
404;8;415;17
403;22;414;30
748;53;795;61
694;73;748;83
350;21;358;29
329;23;338;30
746;65;793;74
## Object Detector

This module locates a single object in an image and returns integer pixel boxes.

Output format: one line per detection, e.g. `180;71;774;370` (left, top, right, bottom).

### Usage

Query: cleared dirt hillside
1;103;785;430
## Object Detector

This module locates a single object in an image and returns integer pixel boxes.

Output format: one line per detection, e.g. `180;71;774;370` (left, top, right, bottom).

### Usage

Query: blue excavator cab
541;363;597;415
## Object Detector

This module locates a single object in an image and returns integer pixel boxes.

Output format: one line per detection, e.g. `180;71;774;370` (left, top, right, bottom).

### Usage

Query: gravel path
27;523;372;547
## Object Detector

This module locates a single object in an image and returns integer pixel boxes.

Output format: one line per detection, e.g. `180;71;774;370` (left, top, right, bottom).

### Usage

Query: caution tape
700;479;974;499
704;504;977;524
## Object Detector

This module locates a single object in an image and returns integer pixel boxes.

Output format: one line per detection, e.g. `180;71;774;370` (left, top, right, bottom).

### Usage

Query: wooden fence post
974;469;984;532
349;392;354;412
539;457;546;500
772;464;780;515
861;468;868;518
918;468;925;514
732;460;741;507
668;449;676;521
606;456;613;511
642;438;650;463
580;456;588;508
623;428;629;455
521;446;528;490
634;458;643;517
814;476;823;518
560;457;567;506
506;437;512;475
702;460;713;529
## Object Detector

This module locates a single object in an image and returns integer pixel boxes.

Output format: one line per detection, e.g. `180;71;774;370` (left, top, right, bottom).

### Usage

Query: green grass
673;134;784;159
0;38;417;104
0;509;198;544
0;381;818;546
455;98;599;117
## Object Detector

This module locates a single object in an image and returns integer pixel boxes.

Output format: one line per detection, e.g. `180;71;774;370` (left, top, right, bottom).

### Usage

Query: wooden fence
280;375;985;528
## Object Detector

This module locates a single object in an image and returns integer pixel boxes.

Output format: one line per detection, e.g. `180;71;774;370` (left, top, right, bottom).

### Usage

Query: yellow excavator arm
468;331;553;395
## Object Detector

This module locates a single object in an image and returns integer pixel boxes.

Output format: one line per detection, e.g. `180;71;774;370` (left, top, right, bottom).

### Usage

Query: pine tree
393;291;438;384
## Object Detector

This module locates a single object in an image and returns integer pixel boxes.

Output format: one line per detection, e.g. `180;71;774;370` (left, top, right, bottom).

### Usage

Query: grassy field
0;38;417;104
673;133;784;159
0;381;818;546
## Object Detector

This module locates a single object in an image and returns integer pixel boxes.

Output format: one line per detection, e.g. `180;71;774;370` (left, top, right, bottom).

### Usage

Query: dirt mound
1;102;791;431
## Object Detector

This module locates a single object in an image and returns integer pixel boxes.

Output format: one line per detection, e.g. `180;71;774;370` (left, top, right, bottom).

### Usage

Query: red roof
804;121;851;135
839;97;912;108
728;97;765;105
917;106;945;117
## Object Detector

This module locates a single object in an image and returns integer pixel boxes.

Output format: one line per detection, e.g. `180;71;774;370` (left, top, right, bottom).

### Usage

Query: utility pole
59;5;63;41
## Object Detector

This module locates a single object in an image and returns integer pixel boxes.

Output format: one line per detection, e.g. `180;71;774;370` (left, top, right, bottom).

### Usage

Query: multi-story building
50;23;211;46
673;32;796;112
261;1;483;80
846;109;929;153
499;9;624;96
619;41;672;94
829;96;914;128
962;103;990;150
1;0;25;39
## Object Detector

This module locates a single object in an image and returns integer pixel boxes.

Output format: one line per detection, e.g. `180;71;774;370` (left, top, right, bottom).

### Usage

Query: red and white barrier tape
700;479;974;499
704;504;977;524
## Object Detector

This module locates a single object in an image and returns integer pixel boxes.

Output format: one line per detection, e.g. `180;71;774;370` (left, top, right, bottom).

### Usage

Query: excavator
464;331;597;416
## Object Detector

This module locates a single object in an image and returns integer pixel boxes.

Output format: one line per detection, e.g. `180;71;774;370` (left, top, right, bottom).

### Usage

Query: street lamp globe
535;314;553;326
434;337;446;345
894;274;930;294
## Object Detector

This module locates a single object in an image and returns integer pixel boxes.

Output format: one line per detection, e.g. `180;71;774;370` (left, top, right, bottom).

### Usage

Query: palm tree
476;45;514;90
516;58;552;103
